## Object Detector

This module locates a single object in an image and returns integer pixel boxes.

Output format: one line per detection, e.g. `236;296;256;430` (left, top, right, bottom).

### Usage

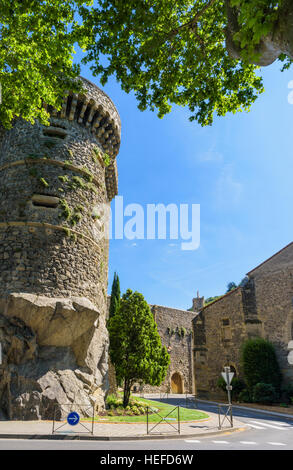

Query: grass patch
94;395;208;423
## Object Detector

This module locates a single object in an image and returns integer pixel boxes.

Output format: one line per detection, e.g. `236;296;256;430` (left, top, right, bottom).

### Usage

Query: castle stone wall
251;245;293;383
0;78;121;420
193;288;246;400
140;305;196;394
193;243;293;400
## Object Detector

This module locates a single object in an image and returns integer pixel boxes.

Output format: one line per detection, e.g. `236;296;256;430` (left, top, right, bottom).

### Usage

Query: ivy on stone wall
59;199;85;227
92;146;111;168
167;326;190;338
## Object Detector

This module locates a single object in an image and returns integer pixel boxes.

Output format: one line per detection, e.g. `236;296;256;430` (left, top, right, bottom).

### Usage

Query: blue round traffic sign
67;411;80;426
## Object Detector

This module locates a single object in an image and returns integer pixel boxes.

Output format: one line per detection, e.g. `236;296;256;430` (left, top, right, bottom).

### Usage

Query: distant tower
192;291;205;312
0;78;121;420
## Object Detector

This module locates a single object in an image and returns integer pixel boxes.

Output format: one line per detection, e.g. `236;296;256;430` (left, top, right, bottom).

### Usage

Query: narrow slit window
43;126;67;139
221;318;232;341
32;194;59;208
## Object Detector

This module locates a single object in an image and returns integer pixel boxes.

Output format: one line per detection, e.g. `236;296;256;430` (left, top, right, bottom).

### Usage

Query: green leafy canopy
0;0;91;127
82;0;265;126
0;1;291;127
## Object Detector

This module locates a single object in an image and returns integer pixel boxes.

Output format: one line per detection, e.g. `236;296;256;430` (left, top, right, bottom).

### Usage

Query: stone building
0;77;121;419
141;305;195;394
134;241;293;399
193;241;293;400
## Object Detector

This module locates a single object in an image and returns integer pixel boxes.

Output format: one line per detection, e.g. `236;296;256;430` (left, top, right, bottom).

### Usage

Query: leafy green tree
226;281;238;293
81;0;293;126
240;337;282;398
204;295;221;305
109;272;121;319
0;0;90;128
107;289;170;407
1;1;293;128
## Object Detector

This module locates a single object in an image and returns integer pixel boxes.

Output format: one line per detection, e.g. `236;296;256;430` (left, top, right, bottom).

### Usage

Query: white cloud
215;164;243;208
198;146;223;163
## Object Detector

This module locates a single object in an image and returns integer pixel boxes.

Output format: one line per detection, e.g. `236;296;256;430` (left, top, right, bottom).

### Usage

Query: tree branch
167;0;218;39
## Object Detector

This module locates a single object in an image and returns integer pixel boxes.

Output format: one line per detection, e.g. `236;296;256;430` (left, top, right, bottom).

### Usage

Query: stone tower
192;291;205;312
0;77;121;420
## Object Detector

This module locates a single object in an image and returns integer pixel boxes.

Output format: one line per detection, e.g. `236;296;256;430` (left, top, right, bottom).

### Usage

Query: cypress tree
108;289;170;407
109;272;121;319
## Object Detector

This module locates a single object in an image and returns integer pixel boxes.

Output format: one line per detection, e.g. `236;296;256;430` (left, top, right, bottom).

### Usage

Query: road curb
0;425;247;441
196;399;293;421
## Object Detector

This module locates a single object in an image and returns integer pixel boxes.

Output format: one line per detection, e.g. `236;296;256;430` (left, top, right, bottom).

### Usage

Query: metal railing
159;391;170;401
185;394;198;409
52;403;95;435
218;403;233;430
146;405;180;435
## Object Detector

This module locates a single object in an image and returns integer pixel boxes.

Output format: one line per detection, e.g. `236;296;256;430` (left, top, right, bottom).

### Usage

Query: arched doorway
171;372;183;394
229;365;237;377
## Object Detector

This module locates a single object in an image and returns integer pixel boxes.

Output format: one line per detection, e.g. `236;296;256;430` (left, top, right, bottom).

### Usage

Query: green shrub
241;338;282;396
281;383;293;403
106;394;122;409
105;394;148;415
217;376;227;393
131;406;141;415
217;376;246;400
135;400;147;408
231;378;246;399
252;383;277;405
238;389;251;403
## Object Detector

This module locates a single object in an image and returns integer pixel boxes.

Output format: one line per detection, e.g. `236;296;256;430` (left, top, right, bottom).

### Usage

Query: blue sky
76;52;293;310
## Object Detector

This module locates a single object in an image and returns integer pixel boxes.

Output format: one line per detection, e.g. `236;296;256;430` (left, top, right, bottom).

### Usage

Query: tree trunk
123;379;132;408
225;0;293;66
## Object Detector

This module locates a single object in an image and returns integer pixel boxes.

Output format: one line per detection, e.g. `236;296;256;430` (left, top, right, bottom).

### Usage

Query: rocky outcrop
0;294;108;420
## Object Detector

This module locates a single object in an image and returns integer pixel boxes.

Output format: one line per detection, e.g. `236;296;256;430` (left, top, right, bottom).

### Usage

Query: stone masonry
133;242;293;400
134;304;195;395
193;242;293;400
0;77;121;420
